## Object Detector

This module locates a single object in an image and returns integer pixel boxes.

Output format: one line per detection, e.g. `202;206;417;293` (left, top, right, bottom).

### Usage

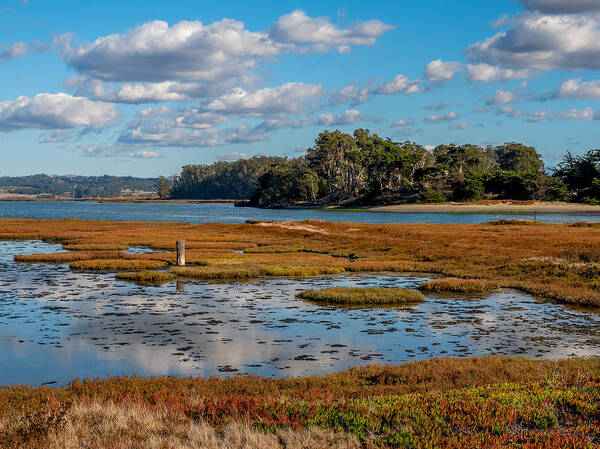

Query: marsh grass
419;278;499;294
298;287;424;305
0;233;39;241
171;264;345;280
62;243;128;251
148;241;256;251
3;218;600;306
115;270;176;285
486;219;538;226
70;259;168;272
15;251;125;263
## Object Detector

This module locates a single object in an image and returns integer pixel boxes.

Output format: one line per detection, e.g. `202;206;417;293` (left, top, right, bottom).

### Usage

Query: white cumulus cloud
486;89;520;105
329;84;373;106
467;12;600;70
376;74;423;95
218;152;248;161
528;107;599;122
57;19;283;82
424;112;459;123
66;76;213;104
0;93;117;132
269;9;394;53
556;78;600;99
81;143;161;158
0;40;48;62
390;120;414;127
317;109;372;126
204;82;323;116
423;59;463;83
466;63;531;82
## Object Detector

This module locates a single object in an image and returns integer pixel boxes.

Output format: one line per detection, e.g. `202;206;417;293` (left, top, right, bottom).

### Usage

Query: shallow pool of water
0;240;598;386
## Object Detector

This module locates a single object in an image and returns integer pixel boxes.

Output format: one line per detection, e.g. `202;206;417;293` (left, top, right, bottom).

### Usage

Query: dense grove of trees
164;129;600;208
169;157;286;199
0;174;157;198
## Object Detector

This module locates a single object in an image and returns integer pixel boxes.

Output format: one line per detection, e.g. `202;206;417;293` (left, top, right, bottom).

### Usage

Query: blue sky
1;0;600;176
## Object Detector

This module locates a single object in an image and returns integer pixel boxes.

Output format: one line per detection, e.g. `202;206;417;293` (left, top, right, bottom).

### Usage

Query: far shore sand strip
367;201;600;214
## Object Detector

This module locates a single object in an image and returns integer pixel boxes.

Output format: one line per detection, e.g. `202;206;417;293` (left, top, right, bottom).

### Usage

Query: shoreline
1;198;600;214
365;201;600;214
0;197;236;203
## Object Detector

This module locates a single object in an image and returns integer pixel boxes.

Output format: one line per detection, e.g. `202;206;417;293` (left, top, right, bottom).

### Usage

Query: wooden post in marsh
176;240;186;266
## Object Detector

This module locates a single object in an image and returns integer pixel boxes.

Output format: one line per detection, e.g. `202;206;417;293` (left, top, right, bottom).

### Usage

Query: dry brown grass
2;217;600;306
2;401;359;449
419;278;499;295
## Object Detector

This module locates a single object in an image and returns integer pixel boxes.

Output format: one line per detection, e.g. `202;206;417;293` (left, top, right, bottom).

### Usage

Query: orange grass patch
298;287;424;305
171;264;345;280
62;243;129;251
15;251;125;263
69;259;168;272
419;278;500;294
115;270;176;285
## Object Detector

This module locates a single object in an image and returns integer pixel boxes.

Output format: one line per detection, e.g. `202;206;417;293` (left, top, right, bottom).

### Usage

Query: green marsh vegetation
297;287;424;305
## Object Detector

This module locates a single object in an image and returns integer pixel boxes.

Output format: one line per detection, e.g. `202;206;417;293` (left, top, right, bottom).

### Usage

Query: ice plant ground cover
1;357;599;448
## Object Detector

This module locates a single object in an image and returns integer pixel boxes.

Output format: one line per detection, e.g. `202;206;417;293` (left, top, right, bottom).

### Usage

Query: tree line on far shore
158;129;600;208
0;174;158;198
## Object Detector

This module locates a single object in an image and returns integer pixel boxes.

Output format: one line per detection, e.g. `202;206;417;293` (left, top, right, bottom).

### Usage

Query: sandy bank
368;201;600;214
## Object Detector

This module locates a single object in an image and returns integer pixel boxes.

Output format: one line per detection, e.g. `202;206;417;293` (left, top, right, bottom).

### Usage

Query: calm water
1;200;600;224
1;240;598;386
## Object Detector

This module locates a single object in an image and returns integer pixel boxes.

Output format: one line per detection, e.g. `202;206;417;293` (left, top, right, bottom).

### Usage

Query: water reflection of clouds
0;240;599;386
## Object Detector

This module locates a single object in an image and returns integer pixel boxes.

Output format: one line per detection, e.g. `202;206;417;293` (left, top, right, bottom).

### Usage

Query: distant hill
0;174;158;199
